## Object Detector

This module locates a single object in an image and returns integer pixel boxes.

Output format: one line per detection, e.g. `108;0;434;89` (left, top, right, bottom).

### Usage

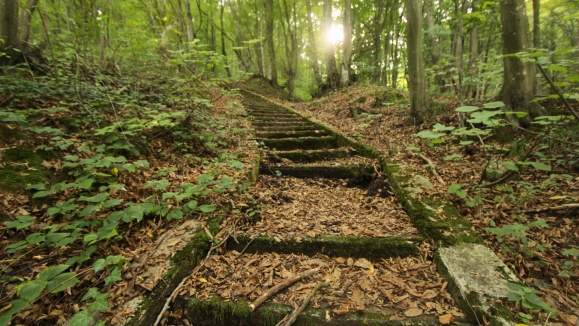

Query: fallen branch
536;61;579;122
407;150;445;184
281;281;330;326
249;268;319;312
508;203;579;215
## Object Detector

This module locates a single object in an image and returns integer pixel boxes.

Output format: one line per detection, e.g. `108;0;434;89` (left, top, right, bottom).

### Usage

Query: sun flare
327;23;343;45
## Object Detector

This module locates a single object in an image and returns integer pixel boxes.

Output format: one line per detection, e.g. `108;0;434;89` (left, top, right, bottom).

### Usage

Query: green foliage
506;282;555;323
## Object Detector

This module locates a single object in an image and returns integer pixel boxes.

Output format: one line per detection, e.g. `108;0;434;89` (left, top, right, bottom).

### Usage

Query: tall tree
305;0;323;92
405;0;430;124
371;0;384;83
341;0;352;85
532;0;540;49
264;0;278;86
0;0;19;64
279;0;300;99
498;0;543;126
323;0;340;89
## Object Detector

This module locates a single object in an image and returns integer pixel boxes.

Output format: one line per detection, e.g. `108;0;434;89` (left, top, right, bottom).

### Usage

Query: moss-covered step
226;234;422;259
174;296;473;326
259;164;374;178
380;160;481;247
256;130;330;139
254;125;321;132
435;243;518;325
261;137;338;151
252;121;310;128
271;148;354;162
249;113;300;119
250;117;308;124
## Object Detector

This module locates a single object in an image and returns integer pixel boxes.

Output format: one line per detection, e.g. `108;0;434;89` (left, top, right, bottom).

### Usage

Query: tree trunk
341;0;352;85
264;0;278;86
371;0;384;83
19;0;39;45
323;0;341;89
392;29;400;89
0;0;19;64
305;0;323;92
183;0;196;42
467;0;479;97
425;0;443;90
220;4;231;77
498;0;544;126
532;0;540;49
405;0;430;124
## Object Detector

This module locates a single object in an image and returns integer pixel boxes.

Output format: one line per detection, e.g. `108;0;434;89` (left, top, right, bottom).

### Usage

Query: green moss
262;137;338;151
380;159;481;247
226;234;422;259
274;149;351;163
259;164;374;179
178;295;470;326
256;130;330;139
0;146;51;192
0;124;27;140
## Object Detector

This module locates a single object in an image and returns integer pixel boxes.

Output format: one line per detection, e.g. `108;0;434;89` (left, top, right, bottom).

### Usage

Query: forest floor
242;77;579;325
1;73;578;326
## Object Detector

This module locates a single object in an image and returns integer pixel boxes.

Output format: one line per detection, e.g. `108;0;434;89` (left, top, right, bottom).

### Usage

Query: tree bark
405;0;430;124
341;0;352;85
498;0;544;126
183;0;196;43
18;0;39;45
371;0;384;83
0;0;19;64
323;0;341;89
219;4;231;77
264;0;278;86
305;0;323;92
532;0;540;49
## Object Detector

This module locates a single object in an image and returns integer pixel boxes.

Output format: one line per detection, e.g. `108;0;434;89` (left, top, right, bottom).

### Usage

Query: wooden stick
508;203;579;215
536;61;579;122
282;281;330;326
249;268;319;312
407;150;445;184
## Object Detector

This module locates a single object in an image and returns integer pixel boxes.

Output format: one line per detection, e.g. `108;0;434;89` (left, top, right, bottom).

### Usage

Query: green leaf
507;282;524;292
79;205;100;217
32;190;53;198
448;184;462;194
0;299;29;326
528;162;551;171
499;161;519;171
459;141;473;146
71;310;93;326
413;131;446;139
525;293;553;312
197;174;215;183
5;215;34;230
186;200;198;211
123;205;144;222
162;192;177;200
444;154;462;161
166;208;184;221
45;233;70;244
144;179;171;191
199;204;216;213
504;111;528;118
529;220;549;228
432;123;455;131
93;259;106;273
105;255;124;266
104;267;122;285
18;280;47;302
567;74;579;82
83;234;98;245
78;193;109;203
103;199;123;208
26;233;45;244
64;155;79;161
547;64;566;72
455;106;479;113
482;101;505;109
88;293;109;312
38;264;70;282
81;288;99;301
562;248;579;257
47;272;79;293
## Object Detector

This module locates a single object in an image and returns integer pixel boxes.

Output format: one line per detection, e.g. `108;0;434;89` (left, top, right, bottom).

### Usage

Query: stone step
259;164;374;178
270;148;355;162
226;234;423;259
254;125;320;132
256;130;330;139
261;136;339;151
252;121;310;127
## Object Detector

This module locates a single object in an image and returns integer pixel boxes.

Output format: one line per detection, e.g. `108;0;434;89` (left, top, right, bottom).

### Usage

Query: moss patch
256;130;330;139
380;159;481;247
227;234;422;259
0;146;51;192
262;137;338;151
176;296;471;326
259;164;374;179
273;149;351;163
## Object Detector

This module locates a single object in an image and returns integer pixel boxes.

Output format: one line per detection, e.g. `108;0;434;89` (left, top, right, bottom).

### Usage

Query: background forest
1;0;579;325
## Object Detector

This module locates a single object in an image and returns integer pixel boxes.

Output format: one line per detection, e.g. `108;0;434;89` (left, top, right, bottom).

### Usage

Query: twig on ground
234;235;257;261
153;226;232;326
249;268;320;312
508;203;579;215
407;150;445;184
281;281;330;326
